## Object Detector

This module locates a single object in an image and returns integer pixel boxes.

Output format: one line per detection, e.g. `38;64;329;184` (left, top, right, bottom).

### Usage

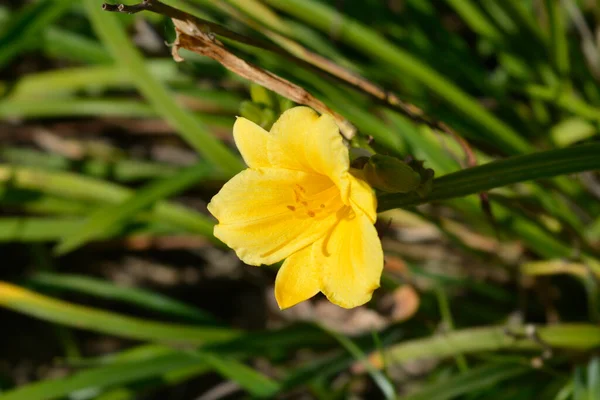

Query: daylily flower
207;107;383;309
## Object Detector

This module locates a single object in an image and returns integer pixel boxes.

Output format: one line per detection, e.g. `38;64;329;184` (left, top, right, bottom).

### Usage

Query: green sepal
363;154;421;193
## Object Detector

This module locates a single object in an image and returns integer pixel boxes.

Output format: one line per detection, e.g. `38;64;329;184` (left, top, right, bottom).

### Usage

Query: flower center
287;183;340;219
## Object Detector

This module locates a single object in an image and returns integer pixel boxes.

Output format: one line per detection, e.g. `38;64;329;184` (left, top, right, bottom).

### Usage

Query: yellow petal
207;168;343;266
268;107;350;197
233;117;271;168
275;245;320;309
318;208;383;308
348;173;377;223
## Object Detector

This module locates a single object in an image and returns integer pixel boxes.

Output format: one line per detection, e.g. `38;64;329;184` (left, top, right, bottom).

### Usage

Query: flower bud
239;101;277;130
363;154;421;193
250;84;277;108
239;101;264;125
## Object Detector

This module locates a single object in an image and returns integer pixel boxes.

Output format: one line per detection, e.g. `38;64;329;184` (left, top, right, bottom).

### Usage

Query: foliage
0;0;599;398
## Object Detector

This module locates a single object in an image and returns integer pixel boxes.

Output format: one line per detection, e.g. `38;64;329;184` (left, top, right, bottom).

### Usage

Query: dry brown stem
102;0;476;166
103;0;356;139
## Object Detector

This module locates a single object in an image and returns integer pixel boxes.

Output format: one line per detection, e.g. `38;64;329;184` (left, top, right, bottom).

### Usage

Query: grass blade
401;363;530;400
0;281;238;344
54;162;213;254
319;325;396;400
378;142;600;211
0;165;215;239
0;0;72;68
0;217;83;242
9;61;183;99
0;99;155;119
27;272;216;323
0;352;209;400
0;148;180;182
194;351;280;397
83;0;243;176
261;0;531;154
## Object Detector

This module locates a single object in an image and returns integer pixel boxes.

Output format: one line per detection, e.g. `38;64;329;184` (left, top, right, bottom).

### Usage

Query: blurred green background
1;0;600;399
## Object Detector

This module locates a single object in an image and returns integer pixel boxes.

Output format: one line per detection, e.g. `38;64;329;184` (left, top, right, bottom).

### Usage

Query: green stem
378;143;600;211
376;324;600;367
435;286;469;372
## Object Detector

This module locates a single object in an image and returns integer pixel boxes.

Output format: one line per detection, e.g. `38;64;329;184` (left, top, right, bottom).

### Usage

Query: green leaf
0;352;209;400
194;351;281;397
83;0;243;176
27;272;216;323
0;0;72;68
261;0;531;154
0;281;238;344
0;147;180;182
401;363;530;400
54;162;213;254
9;61;183;99
0;165;215;239
43;26;113;64
0;99;155;119
588;357;600;400
551;118;596;147
378;143;600;211
319;325;396;400
0;218;83;242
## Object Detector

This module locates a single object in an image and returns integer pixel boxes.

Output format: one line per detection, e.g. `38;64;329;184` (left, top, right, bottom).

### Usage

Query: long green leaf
261;0;531;154
402;363;530;400
0;217;83;242
0;281;238;344
43;25;114;64
83;0;243;175
194;351;280;397
319;325;396;400
0;352;209;400
0;165;215;239
0;99;155;119
0;0;72;68
27;272;216;323
0;148;180;182
0;345;277;400
9;61;184;99
55;162;213;254
378;143;600;211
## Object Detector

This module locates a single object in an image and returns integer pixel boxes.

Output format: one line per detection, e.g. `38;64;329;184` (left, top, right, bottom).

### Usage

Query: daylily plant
208;107;383;309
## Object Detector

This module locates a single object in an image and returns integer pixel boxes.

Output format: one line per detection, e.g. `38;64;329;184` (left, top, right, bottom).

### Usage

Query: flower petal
233;117;271;168
348;173;377;223
318;208;383;308
268;107;349;197
275;245;320;309
207;168;342;266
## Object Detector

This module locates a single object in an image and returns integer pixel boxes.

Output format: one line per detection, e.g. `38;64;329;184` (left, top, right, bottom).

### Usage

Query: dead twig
102;0;480;164
211;1;478;167
103;0;356;139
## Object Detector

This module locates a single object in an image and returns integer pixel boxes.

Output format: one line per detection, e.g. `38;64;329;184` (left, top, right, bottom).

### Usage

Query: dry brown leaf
389;285;420;322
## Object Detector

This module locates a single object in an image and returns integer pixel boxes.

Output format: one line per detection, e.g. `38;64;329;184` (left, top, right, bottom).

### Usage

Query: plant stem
378;143;600;211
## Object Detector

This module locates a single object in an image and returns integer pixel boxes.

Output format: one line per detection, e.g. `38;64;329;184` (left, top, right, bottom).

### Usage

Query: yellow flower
207;107;383;309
